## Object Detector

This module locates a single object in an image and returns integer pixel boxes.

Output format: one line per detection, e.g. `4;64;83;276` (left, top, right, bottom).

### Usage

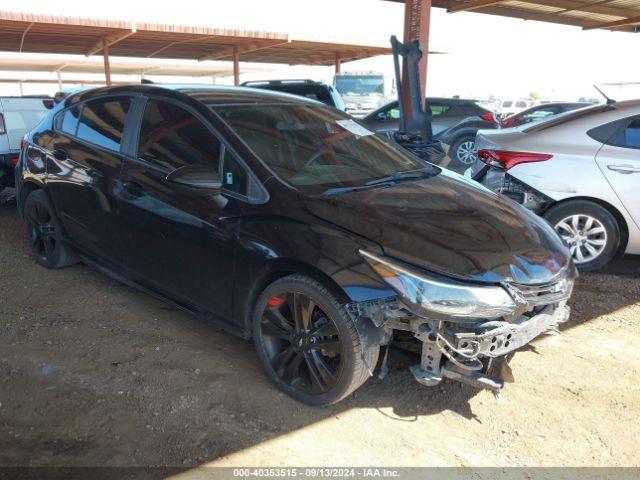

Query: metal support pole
56;71;62;90
233;47;240;86
335;53;341;75
402;0;431;119
18;81;23;96
102;39;112;86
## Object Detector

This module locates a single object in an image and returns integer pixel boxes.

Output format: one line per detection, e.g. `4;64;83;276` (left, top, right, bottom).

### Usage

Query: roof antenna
594;85;616;105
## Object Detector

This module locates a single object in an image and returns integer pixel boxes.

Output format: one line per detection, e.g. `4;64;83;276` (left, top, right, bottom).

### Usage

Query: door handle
52;148;67;161
607;164;640;174
123;181;144;197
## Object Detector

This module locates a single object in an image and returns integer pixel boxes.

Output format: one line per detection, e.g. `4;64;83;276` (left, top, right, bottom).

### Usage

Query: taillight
480;113;497;123
11;156;19;166
477;149;552;170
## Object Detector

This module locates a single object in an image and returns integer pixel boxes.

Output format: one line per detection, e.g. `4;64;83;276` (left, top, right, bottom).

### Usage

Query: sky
2;0;640;100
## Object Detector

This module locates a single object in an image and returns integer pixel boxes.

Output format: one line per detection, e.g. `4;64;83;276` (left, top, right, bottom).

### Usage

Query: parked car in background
362;98;499;167
500;102;591;129
0;96;52;192
17;84;575;405
467;100;640;270
496;99;533;118
241;79;345;111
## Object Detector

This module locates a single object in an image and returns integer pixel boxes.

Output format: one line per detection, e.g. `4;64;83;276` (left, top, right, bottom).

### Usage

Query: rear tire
23;190;78;269
451;135;478;166
544;200;619;271
252;274;379;406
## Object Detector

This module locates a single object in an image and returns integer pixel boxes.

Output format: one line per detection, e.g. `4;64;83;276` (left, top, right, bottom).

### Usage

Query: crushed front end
352;250;575;392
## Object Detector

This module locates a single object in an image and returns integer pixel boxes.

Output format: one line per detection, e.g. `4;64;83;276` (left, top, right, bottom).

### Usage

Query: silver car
467;100;640;270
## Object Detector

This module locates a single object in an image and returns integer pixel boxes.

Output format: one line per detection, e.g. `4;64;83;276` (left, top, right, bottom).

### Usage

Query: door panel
116;98;240;322
596;146;640;229
46;98;131;262
596;133;640;230
117;161;241;320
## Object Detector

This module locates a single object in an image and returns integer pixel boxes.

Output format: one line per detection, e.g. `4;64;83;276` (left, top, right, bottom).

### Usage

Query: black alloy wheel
23;190;77;269
253;275;379;405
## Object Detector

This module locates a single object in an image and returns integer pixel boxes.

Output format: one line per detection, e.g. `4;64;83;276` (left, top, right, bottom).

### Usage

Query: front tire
252;275;379;406
23;189;78;269
544;200;619;271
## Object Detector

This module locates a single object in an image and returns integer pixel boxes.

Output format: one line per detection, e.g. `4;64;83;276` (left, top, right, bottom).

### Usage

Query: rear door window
137;99;221;171
427;102;451;116
607;117;640;149
76;98;131;152
58;106;81;136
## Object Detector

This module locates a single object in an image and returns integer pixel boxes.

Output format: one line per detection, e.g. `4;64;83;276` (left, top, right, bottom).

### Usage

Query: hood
303;171;572;285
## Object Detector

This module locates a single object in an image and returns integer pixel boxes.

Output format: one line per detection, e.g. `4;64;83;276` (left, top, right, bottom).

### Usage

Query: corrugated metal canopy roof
0;11;391;65
386;0;640;32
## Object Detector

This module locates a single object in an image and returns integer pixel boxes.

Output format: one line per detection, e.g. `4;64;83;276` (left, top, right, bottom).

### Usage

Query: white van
496;99;533;118
1;96;52;191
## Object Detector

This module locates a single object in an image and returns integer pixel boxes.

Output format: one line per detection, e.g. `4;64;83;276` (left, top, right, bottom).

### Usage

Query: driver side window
138;99;221;171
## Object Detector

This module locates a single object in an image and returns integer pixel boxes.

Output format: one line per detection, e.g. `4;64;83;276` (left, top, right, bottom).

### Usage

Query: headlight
360;250;518;321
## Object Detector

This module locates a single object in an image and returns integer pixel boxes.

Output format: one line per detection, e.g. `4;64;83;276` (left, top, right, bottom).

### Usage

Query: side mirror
166;164;222;194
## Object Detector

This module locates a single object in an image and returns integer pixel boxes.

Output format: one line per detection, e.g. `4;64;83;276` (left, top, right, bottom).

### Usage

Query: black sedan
17;85;575;405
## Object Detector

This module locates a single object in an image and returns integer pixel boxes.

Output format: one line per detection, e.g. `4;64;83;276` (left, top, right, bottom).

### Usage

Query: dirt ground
1;199;639;470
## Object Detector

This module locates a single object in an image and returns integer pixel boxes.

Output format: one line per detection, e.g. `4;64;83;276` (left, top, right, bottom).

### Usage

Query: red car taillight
477;149;553;170
11;156;19;166
480;113;497;123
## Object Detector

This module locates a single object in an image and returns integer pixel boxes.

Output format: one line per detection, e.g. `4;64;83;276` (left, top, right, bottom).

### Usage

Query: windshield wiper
323;181;395;196
364;169;435;186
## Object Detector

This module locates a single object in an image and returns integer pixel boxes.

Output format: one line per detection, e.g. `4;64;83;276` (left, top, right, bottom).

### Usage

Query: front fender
232;213;396;336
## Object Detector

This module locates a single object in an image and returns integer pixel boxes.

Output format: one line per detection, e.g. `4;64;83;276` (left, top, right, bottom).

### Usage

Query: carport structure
386;0;640;119
0;10;391;86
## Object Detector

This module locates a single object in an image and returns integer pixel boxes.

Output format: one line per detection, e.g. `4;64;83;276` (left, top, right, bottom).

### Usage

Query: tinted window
602;117;640;149
77;99;130;151
516;101;528;108
59;106;81;135
221;147;248;196
138;99;221;171
624;118;640;148
214;103;429;193
427;103;451;116
502;101;513;108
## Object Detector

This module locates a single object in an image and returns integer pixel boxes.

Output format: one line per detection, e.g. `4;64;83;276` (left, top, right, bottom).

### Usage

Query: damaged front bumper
349;295;571;393
408;303;570;392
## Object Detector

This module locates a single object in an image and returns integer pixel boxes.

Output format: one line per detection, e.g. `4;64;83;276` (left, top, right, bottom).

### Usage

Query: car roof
522;99;640;133
63;84;322;108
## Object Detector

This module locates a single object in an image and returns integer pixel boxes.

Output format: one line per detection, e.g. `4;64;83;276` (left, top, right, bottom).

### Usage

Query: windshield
212;104;431;194
335;76;384;96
